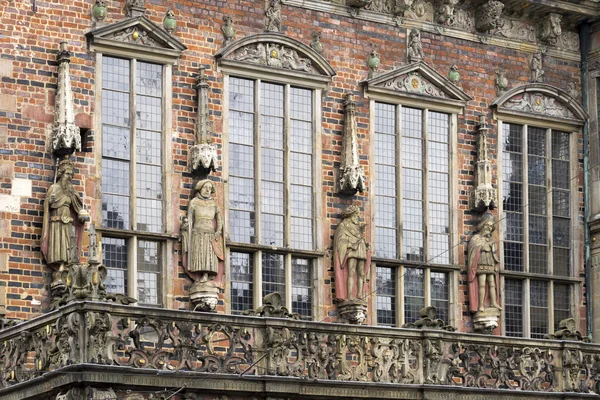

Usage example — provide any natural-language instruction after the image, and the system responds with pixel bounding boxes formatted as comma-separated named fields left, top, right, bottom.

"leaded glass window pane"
left=530, top=280, right=549, bottom=339
left=502, top=123, right=524, bottom=272
left=554, top=283, right=571, bottom=331
left=262, top=253, right=285, bottom=301
left=231, top=252, right=254, bottom=314
left=137, top=240, right=161, bottom=306
left=404, top=268, right=424, bottom=324
left=292, top=257, right=312, bottom=319
left=103, top=237, right=128, bottom=294
left=431, top=271, right=448, bottom=324
left=376, top=266, right=396, bottom=326
left=505, top=279, right=523, bottom=337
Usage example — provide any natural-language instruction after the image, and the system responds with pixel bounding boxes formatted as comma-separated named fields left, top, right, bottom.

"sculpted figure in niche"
left=334, top=205, right=370, bottom=301
left=408, top=29, right=424, bottom=63
left=187, top=179, right=224, bottom=283
left=467, top=212, right=501, bottom=312
left=265, top=0, right=282, bottom=33
left=41, top=158, right=89, bottom=271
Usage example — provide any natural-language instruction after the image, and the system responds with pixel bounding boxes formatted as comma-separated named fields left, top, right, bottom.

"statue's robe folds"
left=333, top=220, right=371, bottom=301
left=41, top=183, right=84, bottom=267
left=467, top=235, right=500, bottom=313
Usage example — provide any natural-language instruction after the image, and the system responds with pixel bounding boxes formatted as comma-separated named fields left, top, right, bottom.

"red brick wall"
left=0, top=0, right=585, bottom=333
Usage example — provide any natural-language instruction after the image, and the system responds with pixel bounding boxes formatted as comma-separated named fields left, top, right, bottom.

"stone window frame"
left=492, top=84, right=587, bottom=338
left=216, top=34, right=335, bottom=319
left=363, top=64, right=470, bottom=328
left=88, top=17, right=186, bottom=308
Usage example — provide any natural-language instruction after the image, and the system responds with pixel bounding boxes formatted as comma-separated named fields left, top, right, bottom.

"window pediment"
left=86, top=16, right=186, bottom=63
left=362, top=62, right=472, bottom=111
left=491, top=83, right=587, bottom=125
left=215, top=33, right=335, bottom=88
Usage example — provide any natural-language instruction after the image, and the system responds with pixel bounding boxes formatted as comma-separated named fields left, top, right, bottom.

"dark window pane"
left=231, top=252, right=254, bottom=314
left=376, top=266, right=396, bottom=326
left=530, top=280, right=548, bottom=338
left=505, top=279, right=523, bottom=337
left=262, top=253, right=285, bottom=300
left=102, top=237, right=128, bottom=294
left=554, top=284, right=571, bottom=331
left=404, top=268, right=424, bottom=324
left=292, top=257, right=312, bottom=319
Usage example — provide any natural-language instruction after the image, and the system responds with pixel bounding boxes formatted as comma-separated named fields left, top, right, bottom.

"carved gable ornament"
left=86, top=15, right=186, bottom=63
left=362, top=62, right=471, bottom=112
left=215, top=33, right=336, bottom=88
left=491, top=83, right=587, bottom=125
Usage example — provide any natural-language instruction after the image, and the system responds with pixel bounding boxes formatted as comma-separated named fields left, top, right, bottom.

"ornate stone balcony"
left=1, top=301, right=600, bottom=399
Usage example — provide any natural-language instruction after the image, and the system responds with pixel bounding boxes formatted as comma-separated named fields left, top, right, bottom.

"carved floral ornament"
left=361, top=61, right=471, bottom=108
left=215, top=33, right=336, bottom=84
left=491, top=83, right=587, bottom=123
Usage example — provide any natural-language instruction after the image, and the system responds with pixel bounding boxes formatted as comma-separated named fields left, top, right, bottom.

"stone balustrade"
left=1, top=301, right=599, bottom=397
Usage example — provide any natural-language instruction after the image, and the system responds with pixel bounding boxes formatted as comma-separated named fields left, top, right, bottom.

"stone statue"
left=265, top=0, right=282, bottom=33
left=41, top=158, right=89, bottom=271
left=186, top=179, right=224, bottom=284
left=468, top=212, right=501, bottom=332
left=408, top=29, right=424, bottom=63
left=334, top=205, right=370, bottom=301
left=221, top=16, right=236, bottom=46
left=531, top=51, right=544, bottom=83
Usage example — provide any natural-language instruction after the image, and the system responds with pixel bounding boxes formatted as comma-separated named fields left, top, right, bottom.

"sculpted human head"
left=195, top=180, right=215, bottom=199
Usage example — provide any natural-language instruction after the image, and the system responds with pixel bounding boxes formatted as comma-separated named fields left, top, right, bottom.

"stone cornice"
left=282, top=0, right=584, bottom=62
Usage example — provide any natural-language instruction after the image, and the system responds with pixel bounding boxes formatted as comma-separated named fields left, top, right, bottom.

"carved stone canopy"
left=86, top=15, right=187, bottom=64
left=491, top=83, right=587, bottom=124
left=215, top=33, right=336, bottom=88
left=361, top=61, right=472, bottom=111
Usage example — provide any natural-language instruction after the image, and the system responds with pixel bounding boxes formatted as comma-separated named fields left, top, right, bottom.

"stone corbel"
left=538, top=13, right=562, bottom=46
left=470, top=115, right=497, bottom=212
left=52, top=42, right=80, bottom=157
left=347, top=0, right=369, bottom=16
left=188, top=68, right=219, bottom=175
left=339, top=93, right=366, bottom=196
left=474, top=0, right=504, bottom=33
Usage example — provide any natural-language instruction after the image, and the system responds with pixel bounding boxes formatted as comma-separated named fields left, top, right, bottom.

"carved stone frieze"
left=366, top=0, right=393, bottom=13
left=424, top=339, right=443, bottom=383
left=113, top=317, right=255, bottom=373
left=370, top=337, right=419, bottom=383
left=379, top=72, right=446, bottom=98
left=444, top=343, right=555, bottom=390
left=107, top=26, right=159, bottom=47
left=404, top=0, right=434, bottom=21
left=339, top=93, right=366, bottom=195
left=231, top=43, right=316, bottom=74
left=436, top=0, right=473, bottom=31
left=503, top=92, right=575, bottom=119
left=538, top=13, right=562, bottom=46
left=57, top=387, right=116, bottom=400
left=52, top=42, right=80, bottom=156
left=558, top=31, right=580, bottom=52
left=490, top=18, right=536, bottom=43
left=474, top=0, right=504, bottom=33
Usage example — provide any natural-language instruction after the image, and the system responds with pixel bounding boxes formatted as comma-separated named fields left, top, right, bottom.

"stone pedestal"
left=337, top=299, right=367, bottom=324
left=473, top=307, right=500, bottom=334
left=190, top=281, right=219, bottom=312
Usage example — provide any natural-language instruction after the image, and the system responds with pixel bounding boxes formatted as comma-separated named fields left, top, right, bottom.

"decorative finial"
left=188, top=68, right=219, bottom=175
left=448, top=64, right=460, bottom=85
left=495, top=67, right=508, bottom=94
left=310, top=31, right=324, bottom=54
left=125, top=0, right=145, bottom=17
left=339, top=93, right=366, bottom=196
left=367, top=47, right=380, bottom=79
left=52, top=42, right=80, bottom=157
left=163, top=10, right=176, bottom=34
left=91, top=0, right=107, bottom=23
left=221, top=16, right=236, bottom=46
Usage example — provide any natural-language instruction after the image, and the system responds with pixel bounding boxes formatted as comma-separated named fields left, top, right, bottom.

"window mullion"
left=422, top=109, right=429, bottom=261
left=547, top=128, right=554, bottom=276
left=549, top=280, right=555, bottom=336
left=254, top=250, right=263, bottom=308
left=396, top=105, right=403, bottom=258
left=398, top=265, right=405, bottom=325
left=128, top=236, right=138, bottom=302
left=285, top=253, right=292, bottom=308
left=424, top=267, right=431, bottom=306
left=254, top=80, right=262, bottom=245
left=523, top=124, right=530, bottom=274
left=523, top=278, right=531, bottom=338
left=130, top=58, right=137, bottom=232
left=284, top=84, right=291, bottom=248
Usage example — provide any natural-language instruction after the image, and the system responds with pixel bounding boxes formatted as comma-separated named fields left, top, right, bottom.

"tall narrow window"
left=228, top=77, right=315, bottom=319
left=501, top=123, right=573, bottom=337
left=373, top=102, right=452, bottom=326
left=100, top=56, right=164, bottom=306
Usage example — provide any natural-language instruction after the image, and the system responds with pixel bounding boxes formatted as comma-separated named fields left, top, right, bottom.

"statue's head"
left=476, top=212, right=496, bottom=235
left=57, top=159, right=75, bottom=181
left=341, top=204, right=360, bottom=222
left=195, top=179, right=215, bottom=198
